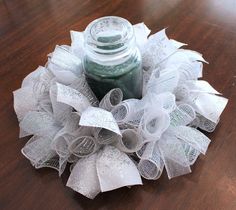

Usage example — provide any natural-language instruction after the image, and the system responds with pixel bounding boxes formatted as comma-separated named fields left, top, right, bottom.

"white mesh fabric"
left=115, top=129, right=143, bottom=153
left=99, top=88, right=123, bottom=111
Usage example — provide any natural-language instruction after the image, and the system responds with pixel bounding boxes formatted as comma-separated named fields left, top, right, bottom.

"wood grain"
left=0, top=0, right=236, bottom=209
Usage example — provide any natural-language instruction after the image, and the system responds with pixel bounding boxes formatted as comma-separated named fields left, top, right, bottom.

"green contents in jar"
left=84, top=53, right=142, bottom=100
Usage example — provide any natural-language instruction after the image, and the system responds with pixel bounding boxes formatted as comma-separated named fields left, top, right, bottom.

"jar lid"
left=84, top=16, right=135, bottom=54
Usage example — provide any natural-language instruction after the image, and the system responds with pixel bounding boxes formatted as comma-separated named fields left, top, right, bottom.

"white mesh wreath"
left=13, top=23, right=228, bottom=199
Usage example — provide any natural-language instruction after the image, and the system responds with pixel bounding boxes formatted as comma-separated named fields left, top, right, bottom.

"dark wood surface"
left=1, top=0, right=236, bottom=209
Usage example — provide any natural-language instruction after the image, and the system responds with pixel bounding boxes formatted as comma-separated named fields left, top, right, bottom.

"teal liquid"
left=84, top=55, right=142, bottom=100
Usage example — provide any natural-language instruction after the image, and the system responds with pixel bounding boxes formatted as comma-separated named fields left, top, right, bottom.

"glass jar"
left=83, top=16, right=143, bottom=101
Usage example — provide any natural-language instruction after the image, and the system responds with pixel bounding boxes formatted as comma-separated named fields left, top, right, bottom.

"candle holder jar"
left=83, top=16, right=143, bottom=100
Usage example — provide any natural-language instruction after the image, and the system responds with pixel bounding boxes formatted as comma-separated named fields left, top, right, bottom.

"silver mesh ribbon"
left=56, top=83, right=91, bottom=114
left=96, top=146, right=142, bottom=192
left=142, top=92, right=176, bottom=113
left=178, top=61, right=203, bottom=82
left=188, top=92, right=228, bottom=124
left=13, top=87, right=39, bottom=122
left=63, top=112, right=81, bottom=133
left=174, top=84, right=190, bottom=101
left=51, top=130, right=74, bottom=158
left=79, top=107, right=121, bottom=135
left=182, top=143, right=200, bottom=165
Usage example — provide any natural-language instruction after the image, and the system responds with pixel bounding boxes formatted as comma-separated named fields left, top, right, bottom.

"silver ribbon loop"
left=79, top=107, right=121, bottom=136
left=56, top=83, right=91, bottom=114
left=66, top=153, right=101, bottom=199
left=188, top=92, right=228, bottom=124
left=96, top=146, right=142, bottom=192
left=13, top=87, right=39, bottom=122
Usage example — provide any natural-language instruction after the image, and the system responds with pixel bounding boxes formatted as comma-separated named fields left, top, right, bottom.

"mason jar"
left=83, top=16, right=143, bottom=100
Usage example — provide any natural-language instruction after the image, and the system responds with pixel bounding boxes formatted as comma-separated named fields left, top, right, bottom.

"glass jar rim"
left=84, top=16, right=135, bottom=54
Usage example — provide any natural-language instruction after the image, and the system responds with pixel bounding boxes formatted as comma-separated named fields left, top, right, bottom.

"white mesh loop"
left=99, top=88, right=123, bottom=111
left=51, top=132, right=75, bottom=158
left=111, top=99, right=145, bottom=126
left=34, top=155, right=60, bottom=171
left=137, top=142, right=164, bottom=180
left=94, top=128, right=121, bottom=145
left=198, top=115, right=219, bottom=132
left=138, top=107, right=170, bottom=141
left=21, top=136, right=56, bottom=167
left=182, top=143, right=200, bottom=165
left=115, top=129, right=143, bottom=153
left=158, top=132, right=192, bottom=179
left=19, top=111, right=61, bottom=139
left=69, top=136, right=98, bottom=157
left=172, top=126, right=211, bottom=155
left=170, top=104, right=196, bottom=127
left=174, top=84, right=190, bottom=101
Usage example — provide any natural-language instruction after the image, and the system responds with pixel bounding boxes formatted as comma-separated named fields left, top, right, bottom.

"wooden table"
left=0, top=0, right=236, bottom=209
